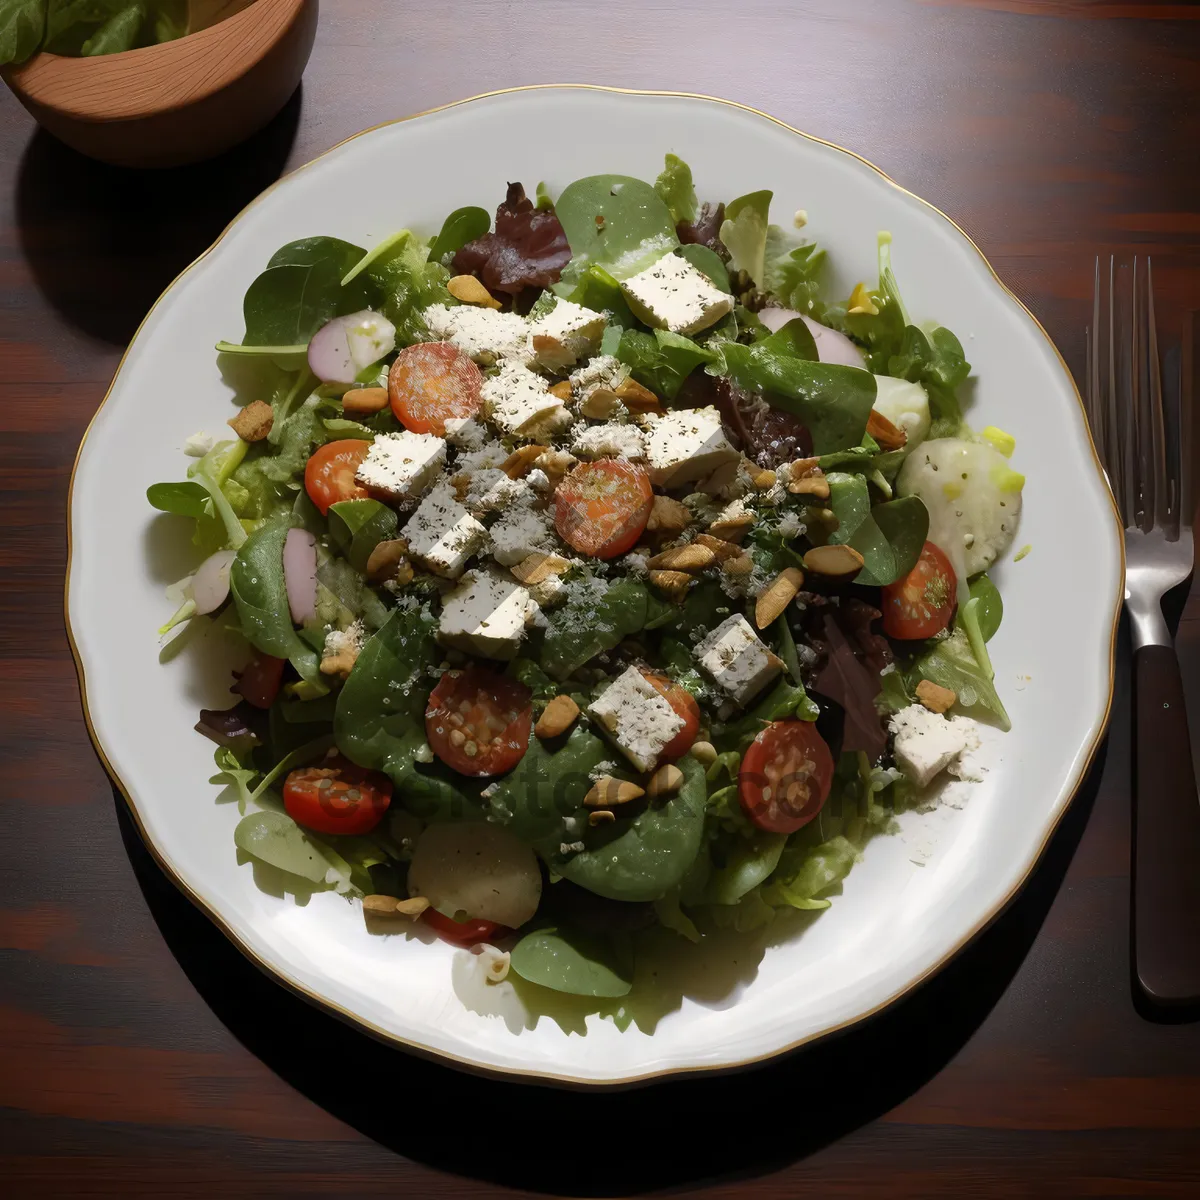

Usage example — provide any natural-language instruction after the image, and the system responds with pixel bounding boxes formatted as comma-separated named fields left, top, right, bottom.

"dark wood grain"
left=2, top=1, right=1199, bottom=1195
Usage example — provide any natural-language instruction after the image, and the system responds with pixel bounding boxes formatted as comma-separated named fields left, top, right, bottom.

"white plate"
left=67, top=87, right=1123, bottom=1086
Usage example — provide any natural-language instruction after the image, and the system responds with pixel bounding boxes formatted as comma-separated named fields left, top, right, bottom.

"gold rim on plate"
left=63, top=84, right=1125, bottom=1088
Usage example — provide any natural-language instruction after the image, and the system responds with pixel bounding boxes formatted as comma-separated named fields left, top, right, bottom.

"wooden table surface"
left=3, top=1, right=1199, bottom=1195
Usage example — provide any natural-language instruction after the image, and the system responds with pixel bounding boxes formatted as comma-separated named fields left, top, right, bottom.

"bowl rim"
left=64, top=84, right=1125, bottom=1088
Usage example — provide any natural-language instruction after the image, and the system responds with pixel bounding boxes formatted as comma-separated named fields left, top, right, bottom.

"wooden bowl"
left=1, top=0, right=318, bottom=169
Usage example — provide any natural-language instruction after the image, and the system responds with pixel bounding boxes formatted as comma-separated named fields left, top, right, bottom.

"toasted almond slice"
left=750, top=466, right=777, bottom=490
left=788, top=466, right=831, bottom=499
left=916, top=680, right=957, bottom=714
left=614, top=377, right=663, bottom=412
left=649, top=569, right=693, bottom=603
left=707, top=512, right=753, bottom=543
left=721, top=553, right=754, bottom=578
left=365, top=538, right=410, bottom=582
left=867, top=408, right=907, bottom=451
left=502, top=444, right=548, bottom=479
left=535, top=694, right=580, bottom=739
left=645, top=494, right=691, bottom=538
left=647, top=543, right=716, bottom=572
left=532, top=333, right=575, bottom=371
left=579, top=386, right=622, bottom=419
left=342, top=387, right=390, bottom=416
left=584, top=778, right=646, bottom=808
left=447, top=274, right=502, bottom=309
left=803, top=543, right=865, bottom=578
left=363, top=894, right=399, bottom=914
left=754, top=567, right=806, bottom=629
left=588, top=809, right=616, bottom=826
left=228, top=399, right=274, bottom=442
left=693, top=532, right=741, bottom=562
left=511, top=551, right=571, bottom=585
left=548, top=380, right=573, bottom=401
left=646, top=763, right=684, bottom=798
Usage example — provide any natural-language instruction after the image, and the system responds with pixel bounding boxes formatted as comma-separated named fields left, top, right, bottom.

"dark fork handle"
left=1134, top=644, right=1200, bottom=1007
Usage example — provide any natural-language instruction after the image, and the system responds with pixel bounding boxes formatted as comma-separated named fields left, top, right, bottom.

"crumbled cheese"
left=465, top=469, right=533, bottom=515
left=355, top=431, right=446, bottom=501
left=528, top=299, right=607, bottom=369
left=644, top=406, right=739, bottom=491
left=489, top=504, right=556, bottom=566
left=777, top=510, right=806, bottom=539
left=402, top=479, right=488, bottom=578
left=444, top=416, right=489, bottom=451
left=438, top=569, right=539, bottom=659
left=888, top=705, right=977, bottom=788
left=587, top=665, right=685, bottom=773
left=588, top=760, right=618, bottom=781
left=184, top=431, right=214, bottom=457
left=568, top=354, right=629, bottom=404
left=571, top=422, right=646, bottom=461
left=457, top=441, right=510, bottom=474
left=423, top=303, right=531, bottom=365
left=622, top=551, right=649, bottom=577
left=696, top=614, right=783, bottom=706
left=481, top=361, right=566, bottom=436
left=323, top=620, right=365, bottom=658
left=621, top=252, right=733, bottom=336
left=526, top=573, right=567, bottom=609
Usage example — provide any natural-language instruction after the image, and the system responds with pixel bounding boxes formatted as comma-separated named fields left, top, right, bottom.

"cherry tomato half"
left=389, top=342, right=483, bottom=436
left=642, top=672, right=700, bottom=761
left=423, top=909, right=504, bottom=946
left=739, top=720, right=834, bottom=835
left=554, top=459, right=653, bottom=560
left=881, top=540, right=957, bottom=640
left=234, top=652, right=286, bottom=710
left=425, top=666, right=533, bottom=777
left=282, top=755, right=392, bottom=836
left=304, top=439, right=370, bottom=515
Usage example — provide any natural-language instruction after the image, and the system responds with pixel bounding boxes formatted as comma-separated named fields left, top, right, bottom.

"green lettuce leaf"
left=653, top=153, right=699, bottom=225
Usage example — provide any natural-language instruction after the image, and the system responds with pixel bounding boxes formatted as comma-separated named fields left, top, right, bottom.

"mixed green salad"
left=150, top=154, right=1024, bottom=1009
left=0, top=0, right=190, bottom=64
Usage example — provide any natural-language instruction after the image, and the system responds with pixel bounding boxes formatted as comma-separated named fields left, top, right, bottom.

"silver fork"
left=1086, top=257, right=1200, bottom=1008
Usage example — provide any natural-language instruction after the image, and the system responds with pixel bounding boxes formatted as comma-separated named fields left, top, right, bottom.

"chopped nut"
left=690, top=740, right=717, bottom=765
left=588, top=809, right=616, bottom=826
left=803, top=543, right=865, bottom=578
left=693, top=532, right=742, bottom=562
left=363, top=894, right=430, bottom=920
left=535, top=694, right=580, bottom=739
left=342, top=387, right=390, bottom=416
left=647, top=543, right=716, bottom=572
left=707, top=510, right=754, bottom=543
left=649, top=569, right=693, bottom=603
left=320, top=647, right=359, bottom=679
left=548, top=380, right=573, bottom=402
left=787, top=458, right=830, bottom=499
left=750, top=465, right=777, bottom=490
left=228, top=399, right=274, bottom=442
left=365, top=538, right=410, bottom=583
left=754, top=567, right=806, bottom=629
left=645, top=494, right=691, bottom=538
left=393, top=559, right=415, bottom=586
left=533, top=448, right=577, bottom=486
left=867, top=408, right=908, bottom=452
left=646, top=763, right=684, bottom=798
left=916, top=680, right=957, bottom=714
left=579, top=386, right=622, bottom=419
left=502, top=444, right=548, bottom=479
left=721, top=553, right=755, bottom=578
left=614, top=377, right=664, bottom=412
left=511, top=551, right=571, bottom=585
left=450, top=472, right=471, bottom=502
left=447, top=274, right=502, bottom=309
left=584, top=777, right=646, bottom=808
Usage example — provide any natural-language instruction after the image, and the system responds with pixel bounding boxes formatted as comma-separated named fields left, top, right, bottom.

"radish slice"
left=308, top=310, right=396, bottom=384
left=283, top=529, right=317, bottom=625
left=192, top=549, right=237, bottom=616
left=757, top=308, right=866, bottom=368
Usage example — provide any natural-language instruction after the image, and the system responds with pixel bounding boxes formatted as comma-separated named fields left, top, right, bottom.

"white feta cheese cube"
left=696, top=614, right=783, bottom=706
left=481, top=362, right=566, bottom=437
left=438, top=570, right=538, bottom=660
left=528, top=300, right=607, bottom=370
left=402, top=480, right=488, bottom=578
left=644, top=406, right=739, bottom=491
left=423, top=304, right=531, bottom=365
left=464, top=469, right=533, bottom=515
left=457, top=441, right=510, bottom=473
left=621, top=253, right=733, bottom=336
left=888, top=704, right=975, bottom=788
left=489, top=504, right=556, bottom=566
left=355, top=431, right=446, bottom=502
left=571, top=422, right=646, bottom=461
left=587, top=666, right=685, bottom=773
left=443, top=416, right=489, bottom=451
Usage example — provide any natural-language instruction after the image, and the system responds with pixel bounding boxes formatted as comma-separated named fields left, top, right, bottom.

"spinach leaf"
left=759, top=316, right=819, bottom=362
left=968, top=573, right=1003, bottom=642
left=81, top=4, right=143, bottom=55
left=328, top=498, right=397, bottom=573
left=826, top=474, right=929, bottom=586
left=234, top=810, right=332, bottom=885
left=677, top=243, right=731, bottom=293
left=506, top=657, right=557, bottom=706
left=567, top=264, right=636, bottom=328
left=616, top=328, right=717, bottom=401
left=826, top=472, right=873, bottom=544
left=718, top=342, right=877, bottom=454
left=0, top=0, right=44, bottom=65
left=429, top=206, right=490, bottom=261
left=509, top=925, right=633, bottom=998
left=147, top=480, right=209, bottom=519
left=653, top=153, right=698, bottom=225
left=719, top=190, right=772, bottom=287
left=715, top=677, right=819, bottom=750
left=706, top=832, right=786, bottom=906
left=540, top=576, right=649, bottom=680
left=242, top=238, right=373, bottom=347
left=229, top=518, right=320, bottom=681
left=554, top=174, right=678, bottom=280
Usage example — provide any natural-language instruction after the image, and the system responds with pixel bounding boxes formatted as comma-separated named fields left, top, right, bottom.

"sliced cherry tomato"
left=304, top=439, right=370, bottom=515
left=234, top=652, right=286, bottom=709
left=389, top=342, right=483, bottom=435
left=642, top=672, right=700, bottom=761
left=423, top=910, right=504, bottom=946
left=425, top=666, right=532, bottom=777
left=739, top=720, right=834, bottom=834
left=554, top=459, right=653, bottom=559
left=881, top=540, right=957, bottom=640
left=282, top=754, right=392, bottom=836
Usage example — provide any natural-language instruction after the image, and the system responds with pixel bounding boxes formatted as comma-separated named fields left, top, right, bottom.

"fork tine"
left=1144, top=259, right=1170, bottom=532
left=1104, top=257, right=1125, bottom=523
left=1184, top=309, right=1197, bottom=532
left=1116, top=259, right=1139, bottom=527
left=1086, top=257, right=1107, bottom=465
